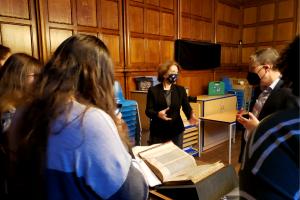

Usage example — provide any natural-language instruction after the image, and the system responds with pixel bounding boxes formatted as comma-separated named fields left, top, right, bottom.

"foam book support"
left=133, top=142, right=238, bottom=199
left=155, top=165, right=238, bottom=200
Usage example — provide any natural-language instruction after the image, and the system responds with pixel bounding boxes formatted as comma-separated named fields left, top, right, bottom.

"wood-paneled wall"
left=0, top=0, right=298, bottom=98
left=38, top=0, right=125, bottom=84
left=241, top=0, right=298, bottom=70
left=0, top=0, right=39, bottom=58
left=124, top=0, right=177, bottom=94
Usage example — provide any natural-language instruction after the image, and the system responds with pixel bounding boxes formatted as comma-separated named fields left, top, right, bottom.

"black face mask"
left=167, top=74, right=178, bottom=84
left=247, top=72, right=260, bottom=85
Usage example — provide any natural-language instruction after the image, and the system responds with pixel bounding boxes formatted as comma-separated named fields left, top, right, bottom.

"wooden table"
left=198, top=111, right=237, bottom=164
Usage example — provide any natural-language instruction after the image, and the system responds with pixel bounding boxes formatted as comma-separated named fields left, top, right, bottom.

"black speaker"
left=175, top=39, right=221, bottom=70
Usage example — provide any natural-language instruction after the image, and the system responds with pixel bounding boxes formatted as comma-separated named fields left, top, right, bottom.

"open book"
left=132, top=142, right=224, bottom=186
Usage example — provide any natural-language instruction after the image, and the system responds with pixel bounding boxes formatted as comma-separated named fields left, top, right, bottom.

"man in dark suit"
left=239, top=35, right=300, bottom=200
left=237, top=48, right=298, bottom=161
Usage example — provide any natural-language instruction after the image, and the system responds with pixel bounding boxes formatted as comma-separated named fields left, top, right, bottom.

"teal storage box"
left=208, top=81, right=225, bottom=95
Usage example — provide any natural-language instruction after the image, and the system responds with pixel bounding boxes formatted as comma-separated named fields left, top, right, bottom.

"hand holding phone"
left=242, top=113, right=249, bottom=119
left=115, top=103, right=122, bottom=115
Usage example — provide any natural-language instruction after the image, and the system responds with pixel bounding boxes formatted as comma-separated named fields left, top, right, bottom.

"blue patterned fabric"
left=240, top=108, right=300, bottom=200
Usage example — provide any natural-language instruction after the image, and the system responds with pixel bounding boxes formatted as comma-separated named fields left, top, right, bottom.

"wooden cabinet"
left=181, top=102, right=199, bottom=149
left=183, top=128, right=198, bottom=147
left=130, top=91, right=149, bottom=131
left=196, top=94, right=237, bottom=117
left=196, top=94, right=237, bottom=150
left=181, top=95, right=237, bottom=152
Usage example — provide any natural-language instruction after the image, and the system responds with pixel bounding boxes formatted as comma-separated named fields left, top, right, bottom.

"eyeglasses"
left=251, top=64, right=268, bottom=73
left=26, top=73, right=39, bottom=77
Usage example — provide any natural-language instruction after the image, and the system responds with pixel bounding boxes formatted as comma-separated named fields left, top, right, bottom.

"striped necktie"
left=252, top=87, right=272, bottom=117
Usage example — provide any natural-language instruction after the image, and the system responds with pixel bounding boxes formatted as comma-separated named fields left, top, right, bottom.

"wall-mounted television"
left=175, top=39, right=221, bottom=70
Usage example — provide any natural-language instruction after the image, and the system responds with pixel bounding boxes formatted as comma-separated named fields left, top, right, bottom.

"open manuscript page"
left=138, top=142, right=196, bottom=182
left=138, top=142, right=224, bottom=184
left=132, top=144, right=162, bottom=187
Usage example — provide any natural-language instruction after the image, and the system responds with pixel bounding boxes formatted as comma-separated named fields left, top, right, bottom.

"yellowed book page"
left=132, top=144, right=161, bottom=157
left=152, top=162, right=225, bottom=183
left=132, top=145, right=162, bottom=187
left=139, top=142, right=196, bottom=182
left=187, top=162, right=225, bottom=183
left=164, top=165, right=196, bottom=182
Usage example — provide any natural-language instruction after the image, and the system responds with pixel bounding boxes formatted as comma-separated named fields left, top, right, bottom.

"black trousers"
left=148, top=132, right=183, bottom=149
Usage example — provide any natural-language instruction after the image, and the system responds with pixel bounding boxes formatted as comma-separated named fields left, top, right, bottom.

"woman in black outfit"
left=145, top=61, right=197, bottom=148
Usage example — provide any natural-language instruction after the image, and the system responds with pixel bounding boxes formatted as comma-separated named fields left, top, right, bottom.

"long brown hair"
left=0, top=44, right=10, bottom=66
left=12, top=35, right=128, bottom=197
left=0, top=53, right=41, bottom=112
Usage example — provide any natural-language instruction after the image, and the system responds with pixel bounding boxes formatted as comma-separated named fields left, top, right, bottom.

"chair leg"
left=135, top=103, right=142, bottom=146
left=232, top=124, right=236, bottom=143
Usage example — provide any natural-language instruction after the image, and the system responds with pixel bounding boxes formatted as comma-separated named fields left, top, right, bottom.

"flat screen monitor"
left=175, top=39, right=221, bottom=70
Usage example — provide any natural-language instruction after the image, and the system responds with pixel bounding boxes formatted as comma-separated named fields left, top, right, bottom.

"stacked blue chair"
left=114, top=81, right=141, bottom=145
left=222, top=77, right=232, bottom=93
left=229, top=89, right=244, bottom=110
left=223, top=77, right=246, bottom=110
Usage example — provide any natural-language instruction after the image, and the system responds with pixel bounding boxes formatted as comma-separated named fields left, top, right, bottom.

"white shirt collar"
left=269, top=78, right=280, bottom=90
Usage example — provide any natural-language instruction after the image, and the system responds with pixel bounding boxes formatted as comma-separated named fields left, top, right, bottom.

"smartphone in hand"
left=115, top=103, right=122, bottom=115
left=242, top=113, right=249, bottom=119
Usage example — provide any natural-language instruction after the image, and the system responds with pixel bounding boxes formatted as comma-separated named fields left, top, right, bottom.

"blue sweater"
left=47, top=101, right=148, bottom=199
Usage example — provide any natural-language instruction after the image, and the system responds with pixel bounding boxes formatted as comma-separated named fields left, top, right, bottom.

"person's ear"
left=264, top=64, right=273, bottom=69
left=264, top=64, right=272, bottom=71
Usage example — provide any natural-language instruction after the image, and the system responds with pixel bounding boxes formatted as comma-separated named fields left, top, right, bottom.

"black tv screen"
left=175, top=39, right=221, bottom=70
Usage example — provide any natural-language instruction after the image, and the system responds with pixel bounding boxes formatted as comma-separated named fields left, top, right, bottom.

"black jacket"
left=145, top=84, right=192, bottom=138
left=253, top=80, right=298, bottom=120
left=239, top=80, right=298, bottom=162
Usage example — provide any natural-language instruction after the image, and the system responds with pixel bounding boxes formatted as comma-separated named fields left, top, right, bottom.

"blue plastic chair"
left=114, top=81, right=141, bottom=145
left=222, top=76, right=232, bottom=93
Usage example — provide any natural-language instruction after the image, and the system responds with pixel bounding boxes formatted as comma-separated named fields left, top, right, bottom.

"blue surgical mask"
left=167, top=74, right=178, bottom=84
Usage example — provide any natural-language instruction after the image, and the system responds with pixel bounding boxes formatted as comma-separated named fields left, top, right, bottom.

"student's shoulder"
left=72, top=101, right=115, bottom=128
left=255, top=108, right=299, bottom=139
left=277, top=86, right=293, bottom=95
left=276, top=87, right=298, bottom=104
left=85, top=106, right=113, bottom=125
